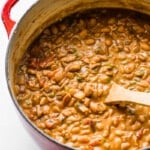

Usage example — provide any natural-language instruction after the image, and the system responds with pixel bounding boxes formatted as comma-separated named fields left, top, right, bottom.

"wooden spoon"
left=105, top=82, right=150, bottom=106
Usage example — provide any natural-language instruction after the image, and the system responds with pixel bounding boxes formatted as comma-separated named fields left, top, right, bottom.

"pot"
left=4, top=0, right=150, bottom=150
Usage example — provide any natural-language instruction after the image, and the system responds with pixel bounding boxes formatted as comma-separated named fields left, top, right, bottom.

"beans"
left=75, top=102, right=89, bottom=114
left=140, top=42, right=150, bottom=51
left=89, top=18, right=97, bottom=27
left=91, top=55, right=102, bottom=63
left=101, top=27, right=111, bottom=33
left=36, top=105, right=43, bottom=117
left=137, top=80, right=149, bottom=88
left=15, top=9, right=150, bottom=150
left=133, top=25, right=144, bottom=33
left=103, top=128, right=110, bottom=137
left=84, top=84, right=93, bottom=97
left=51, top=26, right=58, bottom=34
left=103, top=143, right=110, bottom=149
left=85, top=39, right=95, bottom=45
left=74, top=90, right=85, bottom=100
left=95, top=122, right=104, bottom=131
left=42, top=105, right=50, bottom=115
left=117, top=25, right=124, bottom=33
left=146, top=134, right=150, bottom=142
left=59, top=24, right=67, bottom=31
left=77, top=136, right=90, bottom=143
left=71, top=127, right=80, bottom=134
left=138, top=53, right=148, bottom=61
left=93, top=86, right=103, bottom=98
left=123, top=63, right=135, bottom=74
left=40, top=96, right=48, bottom=105
left=62, top=93, right=71, bottom=106
left=61, top=55, right=76, bottom=63
left=99, top=74, right=111, bottom=84
left=115, top=130, right=124, bottom=136
left=80, top=129, right=91, bottom=135
left=112, top=137, right=122, bottom=149
left=105, top=37, right=112, bottom=46
left=37, top=121, right=46, bottom=129
left=121, top=142, right=130, bottom=150
left=45, top=119, right=56, bottom=129
left=66, top=61, right=81, bottom=72
left=79, top=29, right=88, bottom=39
left=89, top=136, right=103, bottom=146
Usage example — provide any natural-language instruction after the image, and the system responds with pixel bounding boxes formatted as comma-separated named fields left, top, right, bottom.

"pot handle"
left=1, top=0, right=19, bottom=37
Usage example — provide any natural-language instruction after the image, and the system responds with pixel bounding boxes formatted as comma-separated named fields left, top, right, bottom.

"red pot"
left=3, top=0, right=150, bottom=150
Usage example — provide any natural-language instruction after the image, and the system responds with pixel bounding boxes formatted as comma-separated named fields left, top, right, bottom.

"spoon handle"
left=105, top=82, right=150, bottom=106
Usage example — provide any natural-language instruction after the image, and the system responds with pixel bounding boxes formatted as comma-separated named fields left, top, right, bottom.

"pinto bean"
left=101, top=27, right=111, bottom=33
left=42, top=105, right=50, bottom=115
left=59, top=24, right=67, bottom=31
left=62, top=93, right=72, bottom=106
left=77, top=136, right=90, bottom=143
left=61, top=55, right=76, bottom=63
left=105, top=37, right=112, bottom=46
left=123, top=63, right=135, bottom=74
left=45, top=119, right=56, bottom=129
left=84, top=84, right=93, bottom=97
left=132, top=121, right=142, bottom=131
left=51, top=26, right=58, bottom=34
left=66, top=61, right=82, bottom=72
left=89, top=18, right=97, bottom=27
left=108, top=17, right=116, bottom=25
left=121, top=142, right=130, bottom=150
left=140, top=42, right=150, bottom=51
left=85, top=39, right=95, bottom=45
left=74, top=91, right=85, bottom=100
left=79, top=29, right=88, bottom=39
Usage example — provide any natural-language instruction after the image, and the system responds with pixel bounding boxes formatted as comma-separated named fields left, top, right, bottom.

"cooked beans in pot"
left=14, top=9, right=150, bottom=150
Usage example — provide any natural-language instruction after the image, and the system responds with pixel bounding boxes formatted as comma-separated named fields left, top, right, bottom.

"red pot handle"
left=1, top=0, right=19, bottom=37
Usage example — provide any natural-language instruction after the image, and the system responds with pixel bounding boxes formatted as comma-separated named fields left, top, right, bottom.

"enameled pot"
left=3, top=0, right=150, bottom=149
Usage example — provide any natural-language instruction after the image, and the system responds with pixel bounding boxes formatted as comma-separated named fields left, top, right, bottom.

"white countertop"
left=0, top=1, right=40, bottom=150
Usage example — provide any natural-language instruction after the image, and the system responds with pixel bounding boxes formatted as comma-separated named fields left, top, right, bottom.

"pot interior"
left=6, top=0, right=150, bottom=149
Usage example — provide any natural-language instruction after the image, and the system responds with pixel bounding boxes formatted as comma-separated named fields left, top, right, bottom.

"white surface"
left=0, top=1, right=40, bottom=150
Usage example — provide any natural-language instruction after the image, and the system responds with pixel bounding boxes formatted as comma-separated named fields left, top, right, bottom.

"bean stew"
left=14, top=9, right=150, bottom=150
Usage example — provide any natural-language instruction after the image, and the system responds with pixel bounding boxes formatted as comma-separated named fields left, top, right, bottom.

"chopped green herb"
left=128, top=26, right=136, bottom=34
left=118, top=47, right=123, bottom=52
left=121, top=60, right=129, bottom=65
left=106, top=77, right=112, bottom=83
left=104, top=63, right=114, bottom=68
left=76, top=76, right=83, bottom=82
left=130, top=80, right=136, bottom=85
left=94, top=47, right=102, bottom=54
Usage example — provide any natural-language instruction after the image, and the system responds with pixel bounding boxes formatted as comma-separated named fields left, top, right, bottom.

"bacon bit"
left=39, top=57, right=54, bottom=69
left=39, top=77, right=46, bottom=88
left=30, top=45, right=42, bottom=57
